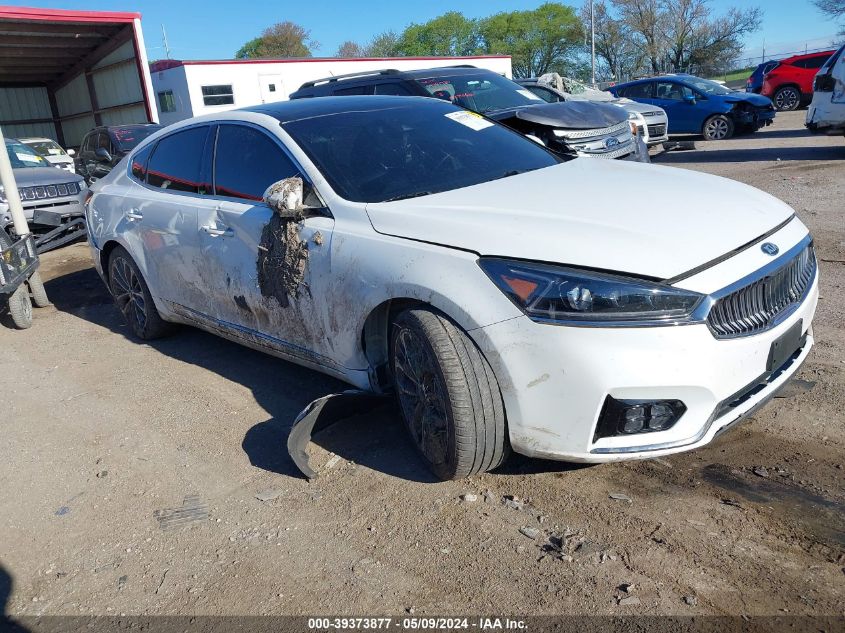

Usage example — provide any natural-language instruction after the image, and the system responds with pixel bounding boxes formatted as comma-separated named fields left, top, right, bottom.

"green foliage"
left=480, top=3, right=584, bottom=77
left=235, top=21, right=317, bottom=59
left=397, top=12, right=481, bottom=57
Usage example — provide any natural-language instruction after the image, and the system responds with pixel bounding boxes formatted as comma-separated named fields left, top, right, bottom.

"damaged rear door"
left=194, top=122, right=337, bottom=369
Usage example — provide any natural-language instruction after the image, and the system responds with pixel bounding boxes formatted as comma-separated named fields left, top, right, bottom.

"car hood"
left=11, top=167, right=83, bottom=186
left=722, top=92, right=773, bottom=107
left=42, top=155, right=73, bottom=164
left=488, top=101, right=627, bottom=129
left=365, top=159, right=795, bottom=280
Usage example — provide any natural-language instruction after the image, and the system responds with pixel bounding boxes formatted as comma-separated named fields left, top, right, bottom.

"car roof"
left=245, top=94, right=452, bottom=123
left=780, top=50, right=836, bottom=64
left=294, top=65, right=496, bottom=91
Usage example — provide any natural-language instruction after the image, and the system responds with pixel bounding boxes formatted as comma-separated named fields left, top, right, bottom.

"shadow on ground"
left=0, top=565, right=29, bottom=633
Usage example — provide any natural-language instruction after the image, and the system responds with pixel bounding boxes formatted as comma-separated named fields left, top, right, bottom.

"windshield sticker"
left=16, top=153, right=41, bottom=163
left=517, top=89, right=543, bottom=101
left=444, top=110, right=494, bottom=131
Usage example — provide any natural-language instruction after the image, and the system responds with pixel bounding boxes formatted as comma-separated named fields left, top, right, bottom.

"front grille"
left=557, top=120, right=629, bottom=141
left=707, top=245, right=816, bottom=338
left=18, top=181, right=79, bottom=202
left=647, top=124, right=666, bottom=137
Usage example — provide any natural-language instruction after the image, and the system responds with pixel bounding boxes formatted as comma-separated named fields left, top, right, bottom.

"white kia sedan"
left=85, top=96, right=818, bottom=480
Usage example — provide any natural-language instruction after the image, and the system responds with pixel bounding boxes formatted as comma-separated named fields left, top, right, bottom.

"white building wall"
left=153, top=56, right=513, bottom=123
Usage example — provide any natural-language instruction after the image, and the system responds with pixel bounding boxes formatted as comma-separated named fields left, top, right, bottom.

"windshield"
left=683, top=76, right=733, bottom=95
left=418, top=72, right=545, bottom=113
left=113, top=126, right=162, bottom=151
left=5, top=140, right=47, bottom=169
left=282, top=99, right=561, bottom=203
left=22, top=139, right=67, bottom=157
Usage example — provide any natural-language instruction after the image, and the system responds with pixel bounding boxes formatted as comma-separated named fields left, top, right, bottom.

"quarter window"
left=146, top=126, right=211, bottom=194
left=214, top=125, right=299, bottom=201
left=130, top=143, right=154, bottom=182
left=158, top=90, right=176, bottom=113
left=202, top=84, right=234, bottom=106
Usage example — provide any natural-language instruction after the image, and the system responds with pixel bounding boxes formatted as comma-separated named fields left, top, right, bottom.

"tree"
left=611, top=0, right=664, bottom=73
left=336, top=40, right=364, bottom=57
left=396, top=12, right=480, bottom=56
left=813, top=0, right=845, bottom=34
left=479, top=3, right=583, bottom=77
left=364, top=31, right=401, bottom=57
left=235, top=21, right=318, bottom=59
left=582, top=0, right=646, bottom=80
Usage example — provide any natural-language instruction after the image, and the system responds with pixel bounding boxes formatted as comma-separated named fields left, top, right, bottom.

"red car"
left=760, top=50, right=835, bottom=111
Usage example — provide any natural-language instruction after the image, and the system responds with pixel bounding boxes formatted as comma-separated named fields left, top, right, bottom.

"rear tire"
left=390, top=308, right=509, bottom=480
left=27, top=272, right=50, bottom=308
left=702, top=114, right=734, bottom=141
left=773, top=86, right=800, bottom=111
left=8, top=285, right=33, bottom=329
left=108, top=246, right=173, bottom=340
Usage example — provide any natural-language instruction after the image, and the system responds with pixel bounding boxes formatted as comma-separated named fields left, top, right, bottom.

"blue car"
left=607, top=75, right=776, bottom=140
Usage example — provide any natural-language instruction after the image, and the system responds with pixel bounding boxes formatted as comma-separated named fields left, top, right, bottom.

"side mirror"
left=66, top=148, right=76, bottom=157
left=683, top=94, right=697, bottom=105
left=263, top=176, right=304, bottom=218
left=94, top=147, right=112, bottom=162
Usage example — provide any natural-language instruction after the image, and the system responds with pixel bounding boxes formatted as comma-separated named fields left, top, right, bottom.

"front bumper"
left=733, top=107, right=776, bottom=128
left=470, top=224, right=818, bottom=463
left=643, top=115, right=669, bottom=145
left=1, top=193, right=86, bottom=229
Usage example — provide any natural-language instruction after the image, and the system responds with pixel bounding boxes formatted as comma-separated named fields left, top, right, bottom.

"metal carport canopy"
left=0, top=6, right=156, bottom=147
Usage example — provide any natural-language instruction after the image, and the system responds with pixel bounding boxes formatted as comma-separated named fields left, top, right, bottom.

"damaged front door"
left=195, top=123, right=336, bottom=369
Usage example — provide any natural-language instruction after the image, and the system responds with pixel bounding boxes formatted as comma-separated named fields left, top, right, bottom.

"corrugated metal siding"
left=94, top=40, right=134, bottom=69
left=61, top=115, right=96, bottom=148
left=4, top=121, right=57, bottom=140
left=100, top=104, right=146, bottom=126
left=93, top=63, right=142, bottom=109
left=0, top=86, right=52, bottom=121
left=56, top=75, right=91, bottom=117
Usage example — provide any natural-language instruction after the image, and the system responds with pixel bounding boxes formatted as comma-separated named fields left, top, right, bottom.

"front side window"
left=526, top=85, right=562, bottom=103
left=158, top=90, right=176, bottom=113
left=417, top=72, right=542, bottom=113
left=282, top=99, right=560, bottom=203
left=202, top=85, right=234, bottom=106
left=213, top=125, right=299, bottom=201
left=804, top=55, right=830, bottom=69
left=146, top=126, right=210, bottom=194
left=374, top=83, right=414, bottom=96
left=656, top=82, right=693, bottom=100
left=97, top=133, right=112, bottom=152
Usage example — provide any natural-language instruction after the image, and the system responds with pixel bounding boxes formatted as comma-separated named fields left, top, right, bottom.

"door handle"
left=201, top=225, right=234, bottom=237
left=125, top=209, right=143, bottom=220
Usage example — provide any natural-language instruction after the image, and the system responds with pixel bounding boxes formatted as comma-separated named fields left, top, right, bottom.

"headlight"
left=479, top=258, right=704, bottom=325
left=77, top=180, right=88, bottom=191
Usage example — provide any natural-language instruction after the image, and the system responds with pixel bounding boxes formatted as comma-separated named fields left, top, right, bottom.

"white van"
left=806, top=44, right=845, bottom=137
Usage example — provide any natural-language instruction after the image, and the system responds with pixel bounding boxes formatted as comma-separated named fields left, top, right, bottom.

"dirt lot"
left=1, top=110, right=843, bottom=622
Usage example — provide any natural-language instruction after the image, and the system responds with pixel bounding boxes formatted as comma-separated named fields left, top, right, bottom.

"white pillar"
left=0, top=125, right=30, bottom=237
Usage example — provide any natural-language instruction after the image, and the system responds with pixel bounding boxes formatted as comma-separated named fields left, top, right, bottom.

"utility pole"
left=162, top=24, right=171, bottom=59
left=590, top=0, right=596, bottom=86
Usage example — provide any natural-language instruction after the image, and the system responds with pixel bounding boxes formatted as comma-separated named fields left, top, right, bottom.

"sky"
left=4, top=0, right=840, bottom=62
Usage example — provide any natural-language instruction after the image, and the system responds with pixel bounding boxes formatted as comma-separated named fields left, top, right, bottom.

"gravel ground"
left=1, top=110, right=843, bottom=621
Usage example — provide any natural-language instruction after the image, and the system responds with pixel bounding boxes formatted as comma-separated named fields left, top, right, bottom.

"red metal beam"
left=0, top=7, right=140, bottom=24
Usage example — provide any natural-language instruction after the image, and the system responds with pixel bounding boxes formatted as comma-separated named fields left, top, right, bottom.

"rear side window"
left=146, top=126, right=211, bottom=194
left=213, top=125, right=299, bottom=201
left=620, top=82, right=653, bottom=98
left=130, top=143, right=154, bottom=182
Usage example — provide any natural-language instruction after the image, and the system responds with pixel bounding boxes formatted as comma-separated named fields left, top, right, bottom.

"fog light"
left=594, top=397, right=687, bottom=441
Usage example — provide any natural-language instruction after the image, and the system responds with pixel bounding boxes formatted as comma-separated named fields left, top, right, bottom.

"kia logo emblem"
left=604, top=137, right=620, bottom=149
left=761, top=242, right=779, bottom=256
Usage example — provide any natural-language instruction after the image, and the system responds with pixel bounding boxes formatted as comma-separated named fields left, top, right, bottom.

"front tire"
left=390, top=308, right=509, bottom=480
left=703, top=114, right=734, bottom=141
left=773, top=86, right=800, bottom=111
left=7, top=285, right=33, bottom=329
left=108, top=246, right=173, bottom=340
left=27, top=272, right=50, bottom=308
